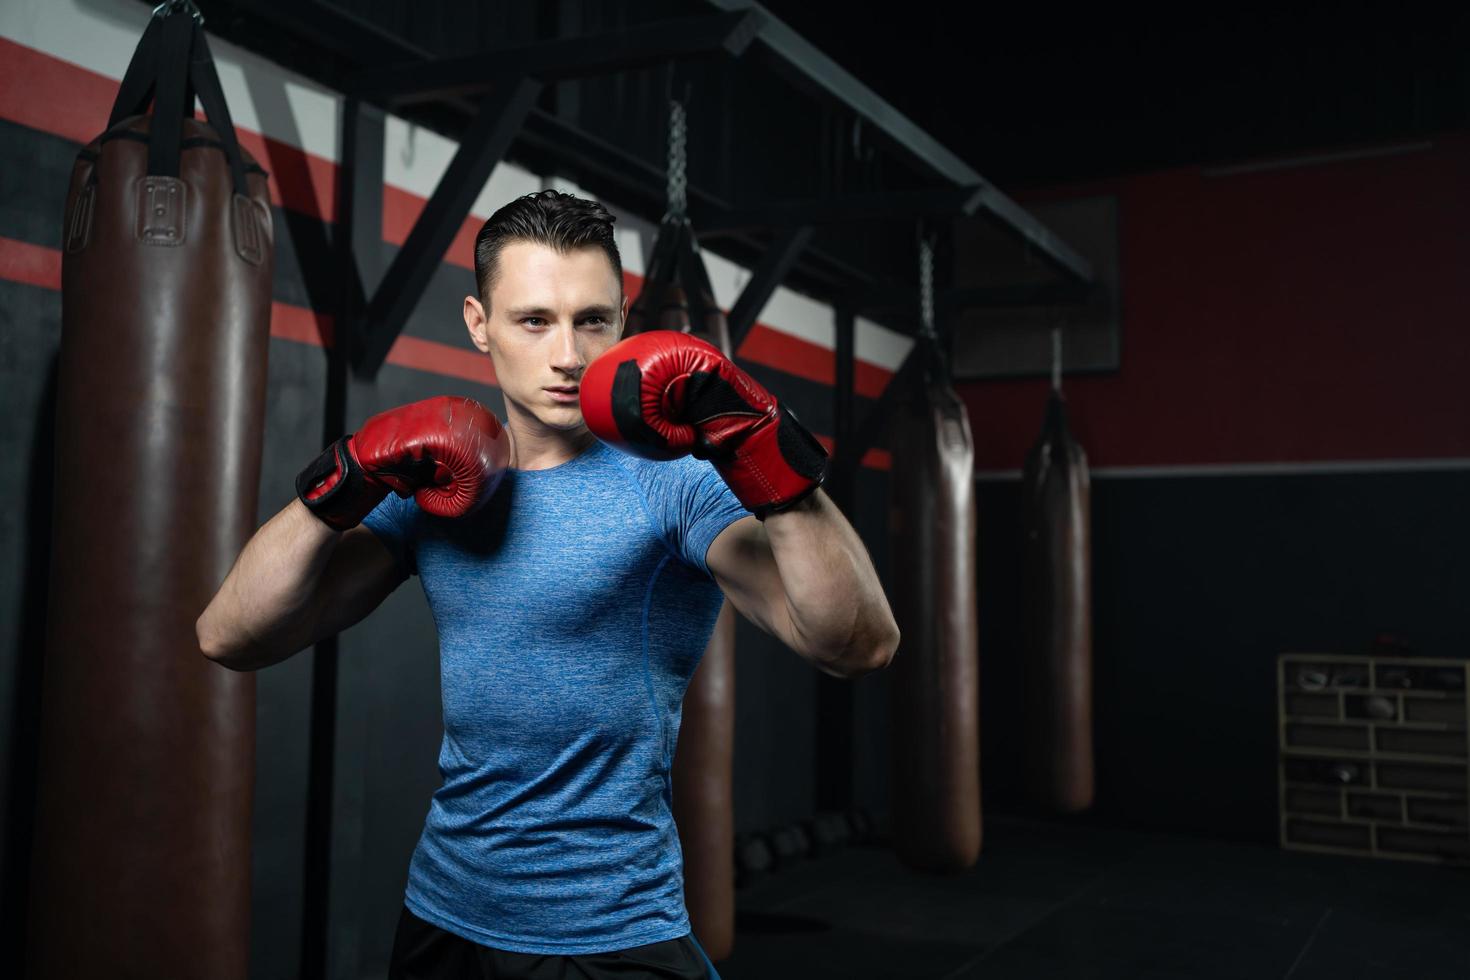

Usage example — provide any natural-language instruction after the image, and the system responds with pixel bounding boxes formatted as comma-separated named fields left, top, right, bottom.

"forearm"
left=196, top=498, right=340, bottom=671
left=761, top=490, right=899, bottom=676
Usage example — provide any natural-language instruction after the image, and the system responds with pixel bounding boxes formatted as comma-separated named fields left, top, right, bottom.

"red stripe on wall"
left=813, top=433, right=891, bottom=472
left=236, top=127, right=338, bottom=222
left=0, top=235, right=62, bottom=290
left=0, top=36, right=117, bottom=147
left=384, top=333, right=498, bottom=385
left=269, top=302, right=334, bottom=348
left=382, top=184, right=481, bottom=270
left=956, top=136, right=1470, bottom=470
left=736, top=324, right=892, bottom=399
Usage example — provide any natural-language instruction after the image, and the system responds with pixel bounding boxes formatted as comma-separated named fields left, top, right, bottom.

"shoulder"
left=595, top=444, right=717, bottom=498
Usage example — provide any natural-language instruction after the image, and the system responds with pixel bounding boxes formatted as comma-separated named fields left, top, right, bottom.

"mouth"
left=544, top=385, right=580, bottom=404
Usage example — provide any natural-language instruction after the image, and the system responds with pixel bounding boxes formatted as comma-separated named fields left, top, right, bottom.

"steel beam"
left=831, top=304, right=857, bottom=507
left=224, top=0, right=425, bottom=66
left=940, top=280, right=1095, bottom=312
left=727, top=226, right=813, bottom=350
left=349, top=11, right=763, bottom=103
left=354, top=76, right=543, bottom=377
left=700, top=185, right=992, bottom=233
left=816, top=304, right=856, bottom=813
left=702, top=0, right=1093, bottom=284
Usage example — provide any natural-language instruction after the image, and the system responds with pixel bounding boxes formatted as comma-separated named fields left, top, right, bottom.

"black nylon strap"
left=103, top=11, right=254, bottom=195
left=628, top=216, right=685, bottom=330
left=674, top=219, right=720, bottom=326
left=188, top=26, right=251, bottom=195
left=107, top=15, right=164, bottom=128
left=146, top=10, right=194, bottom=179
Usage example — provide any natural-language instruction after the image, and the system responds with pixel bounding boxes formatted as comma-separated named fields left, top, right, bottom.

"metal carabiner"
left=150, top=0, right=205, bottom=27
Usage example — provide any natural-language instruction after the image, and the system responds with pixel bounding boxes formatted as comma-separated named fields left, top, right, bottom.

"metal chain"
left=918, top=230, right=936, bottom=339
left=667, top=98, right=688, bottom=218
left=1051, top=325, right=1063, bottom=392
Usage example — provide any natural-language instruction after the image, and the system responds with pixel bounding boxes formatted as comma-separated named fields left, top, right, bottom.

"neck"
left=504, top=405, right=596, bottom=471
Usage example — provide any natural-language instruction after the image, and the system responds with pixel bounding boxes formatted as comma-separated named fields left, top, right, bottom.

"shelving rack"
left=1278, top=653, right=1469, bottom=865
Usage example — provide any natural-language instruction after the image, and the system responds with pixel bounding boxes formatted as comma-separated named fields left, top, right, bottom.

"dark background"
left=760, top=2, right=1470, bottom=184
left=2, top=2, right=1468, bottom=979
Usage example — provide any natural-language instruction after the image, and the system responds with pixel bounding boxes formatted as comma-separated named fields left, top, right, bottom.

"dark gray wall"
left=976, top=468, right=1470, bottom=843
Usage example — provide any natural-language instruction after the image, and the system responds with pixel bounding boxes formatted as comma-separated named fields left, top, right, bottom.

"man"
left=197, top=190, right=899, bottom=979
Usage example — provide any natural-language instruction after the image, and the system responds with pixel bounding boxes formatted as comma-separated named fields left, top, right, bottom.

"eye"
left=581, top=315, right=608, bottom=329
left=522, top=317, right=546, bottom=328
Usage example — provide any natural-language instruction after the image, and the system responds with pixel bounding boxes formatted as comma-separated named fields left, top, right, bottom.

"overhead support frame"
left=349, top=11, right=764, bottom=104
left=702, top=0, right=1094, bottom=285
left=699, top=185, right=992, bottom=235
left=353, top=76, right=544, bottom=377
left=726, top=225, right=814, bottom=350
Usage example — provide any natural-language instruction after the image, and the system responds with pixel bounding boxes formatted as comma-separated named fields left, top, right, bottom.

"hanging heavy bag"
left=888, top=345, right=982, bottom=872
left=27, top=8, right=272, bottom=979
left=626, top=211, right=737, bottom=958
left=1020, top=391, right=1095, bottom=813
left=627, top=216, right=695, bottom=332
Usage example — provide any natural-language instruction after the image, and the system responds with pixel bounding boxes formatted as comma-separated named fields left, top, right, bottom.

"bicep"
left=306, top=525, right=408, bottom=644
left=706, top=516, right=796, bottom=649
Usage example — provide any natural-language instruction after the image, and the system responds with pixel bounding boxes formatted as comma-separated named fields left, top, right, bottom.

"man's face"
left=464, top=240, right=626, bottom=431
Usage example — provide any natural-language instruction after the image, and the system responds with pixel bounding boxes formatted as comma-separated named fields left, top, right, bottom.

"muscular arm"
left=706, top=490, right=899, bottom=679
left=196, top=498, right=406, bottom=672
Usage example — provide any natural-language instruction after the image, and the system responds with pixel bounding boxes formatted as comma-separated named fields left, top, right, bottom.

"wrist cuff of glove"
left=714, top=405, right=829, bottom=520
left=295, top=436, right=389, bottom=532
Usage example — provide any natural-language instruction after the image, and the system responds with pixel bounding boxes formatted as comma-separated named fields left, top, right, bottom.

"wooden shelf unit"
left=1277, top=653, right=1469, bottom=866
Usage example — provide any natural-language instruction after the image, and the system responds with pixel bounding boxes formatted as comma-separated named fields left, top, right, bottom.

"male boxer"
left=197, top=190, right=899, bottom=980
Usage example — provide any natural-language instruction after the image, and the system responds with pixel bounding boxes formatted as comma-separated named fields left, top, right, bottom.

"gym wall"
left=0, top=2, right=909, bottom=977
left=963, top=138, right=1470, bottom=841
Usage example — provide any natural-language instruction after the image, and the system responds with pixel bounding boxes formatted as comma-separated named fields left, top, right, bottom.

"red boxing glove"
left=296, top=396, right=511, bottom=531
left=580, top=331, right=827, bottom=518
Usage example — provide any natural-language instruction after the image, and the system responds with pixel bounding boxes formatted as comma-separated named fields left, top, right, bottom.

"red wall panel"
left=960, top=137, right=1470, bottom=471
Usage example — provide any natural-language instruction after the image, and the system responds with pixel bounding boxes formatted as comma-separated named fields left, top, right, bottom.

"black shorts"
left=388, top=905, right=720, bottom=980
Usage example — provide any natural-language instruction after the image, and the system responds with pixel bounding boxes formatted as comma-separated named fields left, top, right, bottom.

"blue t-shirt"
left=362, top=439, right=748, bottom=955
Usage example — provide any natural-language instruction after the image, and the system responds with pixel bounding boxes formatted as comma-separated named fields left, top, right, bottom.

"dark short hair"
left=473, top=189, right=622, bottom=306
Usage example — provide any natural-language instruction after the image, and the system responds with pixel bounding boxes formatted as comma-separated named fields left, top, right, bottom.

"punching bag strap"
left=644, top=214, right=683, bottom=286
left=105, top=6, right=252, bottom=196
left=146, top=10, right=195, bottom=180
left=675, top=218, right=721, bottom=334
left=188, top=26, right=251, bottom=196
left=107, top=16, right=165, bottom=129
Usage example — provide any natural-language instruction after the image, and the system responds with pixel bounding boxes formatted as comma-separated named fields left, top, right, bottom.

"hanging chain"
left=666, top=98, right=688, bottom=218
left=1051, top=325, right=1063, bottom=392
left=918, top=229, right=936, bottom=339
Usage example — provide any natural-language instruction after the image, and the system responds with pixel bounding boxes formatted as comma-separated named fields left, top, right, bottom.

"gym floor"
left=718, top=815, right=1470, bottom=979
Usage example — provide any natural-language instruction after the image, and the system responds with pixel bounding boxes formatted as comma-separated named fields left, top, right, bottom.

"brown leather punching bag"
left=631, top=216, right=737, bottom=958
left=27, top=11, right=271, bottom=979
left=888, top=354, right=982, bottom=871
left=1020, top=391, right=1094, bottom=813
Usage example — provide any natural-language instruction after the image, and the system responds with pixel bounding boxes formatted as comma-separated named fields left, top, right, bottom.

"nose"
left=550, top=322, right=584, bottom=378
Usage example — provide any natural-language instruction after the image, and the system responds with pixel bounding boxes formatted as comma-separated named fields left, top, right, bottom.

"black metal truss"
left=347, top=11, right=764, bottom=104
left=354, top=76, right=542, bottom=375
left=726, top=226, right=814, bottom=350
left=170, top=0, right=1095, bottom=406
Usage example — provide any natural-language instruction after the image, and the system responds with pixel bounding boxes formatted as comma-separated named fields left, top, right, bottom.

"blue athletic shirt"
left=362, top=438, right=748, bottom=955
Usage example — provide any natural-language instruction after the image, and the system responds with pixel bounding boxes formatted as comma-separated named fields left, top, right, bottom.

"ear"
left=464, top=295, right=491, bottom=353
left=617, top=294, right=629, bottom=340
